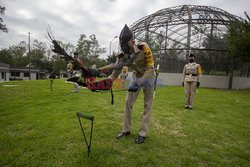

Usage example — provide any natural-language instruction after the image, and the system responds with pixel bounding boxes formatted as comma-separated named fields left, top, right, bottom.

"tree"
left=146, top=34, right=161, bottom=57
left=200, top=34, right=229, bottom=74
left=53, top=54, right=67, bottom=75
left=42, top=49, right=54, bottom=73
left=165, top=41, right=183, bottom=60
left=88, top=34, right=106, bottom=61
left=59, top=41, right=75, bottom=56
left=0, top=49, right=12, bottom=64
left=106, top=51, right=117, bottom=64
left=76, top=34, right=106, bottom=66
left=0, top=41, right=28, bottom=67
left=8, top=41, right=28, bottom=67
left=0, top=5, right=8, bottom=32
left=30, top=39, right=47, bottom=69
left=9, top=41, right=27, bottom=59
left=227, top=12, right=250, bottom=62
left=76, top=34, right=90, bottom=58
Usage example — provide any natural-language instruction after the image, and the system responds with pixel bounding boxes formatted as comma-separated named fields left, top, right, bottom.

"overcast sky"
left=0, top=0, right=249, bottom=58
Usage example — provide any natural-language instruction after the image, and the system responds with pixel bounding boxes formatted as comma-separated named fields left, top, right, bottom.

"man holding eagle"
left=50, top=24, right=156, bottom=144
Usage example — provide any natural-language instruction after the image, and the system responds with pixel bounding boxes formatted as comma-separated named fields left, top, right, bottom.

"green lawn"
left=0, top=79, right=250, bottom=167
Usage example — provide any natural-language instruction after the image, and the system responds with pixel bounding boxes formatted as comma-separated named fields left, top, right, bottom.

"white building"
left=60, top=70, right=68, bottom=78
left=9, top=67, right=47, bottom=80
left=0, top=61, right=10, bottom=82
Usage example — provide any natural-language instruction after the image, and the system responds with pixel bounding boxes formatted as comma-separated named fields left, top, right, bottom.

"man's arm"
left=107, top=56, right=124, bottom=80
left=99, top=53, right=132, bottom=72
left=108, top=70, right=122, bottom=80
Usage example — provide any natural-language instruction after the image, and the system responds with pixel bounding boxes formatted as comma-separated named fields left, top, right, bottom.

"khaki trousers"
left=184, top=81, right=197, bottom=107
left=73, top=82, right=79, bottom=93
left=123, top=69, right=155, bottom=137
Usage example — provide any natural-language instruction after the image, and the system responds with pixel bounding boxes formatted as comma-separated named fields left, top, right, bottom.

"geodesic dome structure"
left=130, top=5, right=241, bottom=60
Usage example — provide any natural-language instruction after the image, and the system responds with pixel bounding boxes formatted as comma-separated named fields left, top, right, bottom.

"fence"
left=127, top=72, right=250, bottom=89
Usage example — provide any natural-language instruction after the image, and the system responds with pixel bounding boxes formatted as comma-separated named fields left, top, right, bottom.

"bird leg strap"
left=87, top=78, right=115, bottom=104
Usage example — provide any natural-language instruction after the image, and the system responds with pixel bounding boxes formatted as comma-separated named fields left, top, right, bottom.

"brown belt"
left=145, top=66, right=154, bottom=70
left=186, top=74, right=197, bottom=76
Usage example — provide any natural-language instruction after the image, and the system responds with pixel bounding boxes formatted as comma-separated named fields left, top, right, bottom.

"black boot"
left=135, top=135, right=146, bottom=144
left=116, top=131, right=130, bottom=139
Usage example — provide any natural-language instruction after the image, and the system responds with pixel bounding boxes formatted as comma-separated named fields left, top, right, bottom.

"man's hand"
left=182, top=82, right=184, bottom=87
left=196, top=81, right=200, bottom=88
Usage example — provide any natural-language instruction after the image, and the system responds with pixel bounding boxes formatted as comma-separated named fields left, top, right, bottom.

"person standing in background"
left=120, top=66, right=128, bottom=89
left=182, top=53, right=202, bottom=110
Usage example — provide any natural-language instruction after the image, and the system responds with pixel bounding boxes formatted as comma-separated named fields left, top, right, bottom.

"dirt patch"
left=3, top=85, right=19, bottom=87
left=169, top=121, right=186, bottom=137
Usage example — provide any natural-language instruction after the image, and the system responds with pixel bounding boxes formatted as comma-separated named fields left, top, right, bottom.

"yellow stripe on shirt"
left=198, top=66, right=202, bottom=74
left=142, top=43, right=154, bottom=67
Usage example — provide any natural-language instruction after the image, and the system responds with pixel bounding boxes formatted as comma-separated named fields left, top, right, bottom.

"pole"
left=28, top=32, right=31, bottom=80
left=109, top=36, right=117, bottom=57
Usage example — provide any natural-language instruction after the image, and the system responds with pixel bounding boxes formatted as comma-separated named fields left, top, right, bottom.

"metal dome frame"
left=130, top=5, right=241, bottom=60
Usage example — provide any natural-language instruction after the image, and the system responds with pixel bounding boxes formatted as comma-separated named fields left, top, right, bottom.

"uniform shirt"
left=140, top=42, right=154, bottom=67
left=109, top=42, right=154, bottom=79
left=182, top=62, right=202, bottom=82
left=122, top=66, right=128, bottom=73
left=120, top=66, right=128, bottom=78
left=67, top=62, right=73, bottom=74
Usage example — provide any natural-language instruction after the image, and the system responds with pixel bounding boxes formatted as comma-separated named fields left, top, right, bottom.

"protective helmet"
left=119, top=24, right=133, bottom=54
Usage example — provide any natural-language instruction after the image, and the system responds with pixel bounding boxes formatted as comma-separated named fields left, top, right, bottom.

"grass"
left=0, top=79, right=250, bottom=167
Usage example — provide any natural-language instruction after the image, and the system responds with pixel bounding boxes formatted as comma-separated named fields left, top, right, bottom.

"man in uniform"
left=92, top=61, right=97, bottom=69
left=106, top=25, right=156, bottom=144
left=182, top=53, right=202, bottom=109
left=67, top=61, right=73, bottom=78
left=120, top=66, right=128, bottom=89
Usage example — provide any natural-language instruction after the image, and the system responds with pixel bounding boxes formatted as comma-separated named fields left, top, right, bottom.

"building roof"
left=0, top=61, right=10, bottom=68
left=0, top=61, right=10, bottom=72
left=60, top=70, right=67, bottom=73
left=10, top=67, right=48, bottom=73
